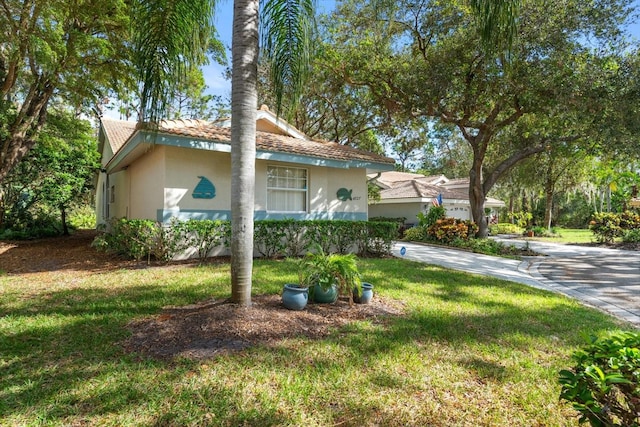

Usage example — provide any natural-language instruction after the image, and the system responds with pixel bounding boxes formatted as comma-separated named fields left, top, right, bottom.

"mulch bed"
left=124, top=295, right=405, bottom=360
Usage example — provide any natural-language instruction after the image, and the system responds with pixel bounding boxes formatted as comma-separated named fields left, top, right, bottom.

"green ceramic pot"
left=311, top=283, right=338, bottom=303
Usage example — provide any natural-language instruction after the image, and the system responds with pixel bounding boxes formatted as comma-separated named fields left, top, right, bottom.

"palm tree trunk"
left=230, top=0, right=259, bottom=306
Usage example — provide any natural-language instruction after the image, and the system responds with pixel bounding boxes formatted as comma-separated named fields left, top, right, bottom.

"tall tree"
left=0, top=0, right=130, bottom=183
left=133, top=0, right=314, bottom=306
left=326, top=0, right=631, bottom=237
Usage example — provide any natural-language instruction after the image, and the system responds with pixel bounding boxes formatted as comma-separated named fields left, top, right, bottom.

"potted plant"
left=281, top=283, right=309, bottom=310
left=353, top=282, right=374, bottom=304
left=299, top=247, right=361, bottom=305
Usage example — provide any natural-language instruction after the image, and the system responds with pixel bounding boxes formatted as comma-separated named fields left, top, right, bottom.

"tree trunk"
left=544, top=187, right=553, bottom=230
left=508, top=194, right=514, bottom=220
left=469, top=159, right=489, bottom=237
left=0, top=80, right=54, bottom=183
left=61, top=205, right=69, bottom=236
left=230, top=0, right=259, bottom=306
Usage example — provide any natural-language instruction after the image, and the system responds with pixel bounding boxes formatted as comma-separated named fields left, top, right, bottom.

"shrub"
left=508, top=211, right=533, bottom=228
left=590, top=213, right=623, bottom=244
left=254, top=219, right=313, bottom=258
left=0, top=224, right=62, bottom=240
left=463, top=238, right=506, bottom=256
left=93, top=218, right=185, bottom=263
left=623, top=229, right=640, bottom=243
left=93, top=218, right=397, bottom=261
left=590, top=211, right=640, bottom=244
left=427, top=218, right=475, bottom=244
left=281, top=219, right=313, bottom=257
left=369, top=216, right=405, bottom=232
left=68, top=205, right=96, bottom=229
left=489, top=223, right=523, bottom=235
left=403, top=226, right=426, bottom=242
left=178, top=219, right=229, bottom=261
left=559, top=331, right=640, bottom=426
left=254, top=220, right=288, bottom=258
left=331, top=220, right=363, bottom=254
left=531, top=226, right=558, bottom=237
left=358, top=221, right=398, bottom=256
left=417, top=206, right=446, bottom=228
left=620, top=210, right=640, bottom=230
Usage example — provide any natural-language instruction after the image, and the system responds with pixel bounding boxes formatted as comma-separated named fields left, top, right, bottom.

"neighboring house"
left=368, top=171, right=505, bottom=225
left=96, top=106, right=395, bottom=226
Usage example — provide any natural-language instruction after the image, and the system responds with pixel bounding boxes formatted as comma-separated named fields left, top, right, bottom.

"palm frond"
left=132, top=0, right=217, bottom=123
left=260, top=0, right=316, bottom=116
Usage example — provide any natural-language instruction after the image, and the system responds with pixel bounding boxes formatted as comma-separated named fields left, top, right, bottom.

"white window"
left=267, top=165, right=307, bottom=212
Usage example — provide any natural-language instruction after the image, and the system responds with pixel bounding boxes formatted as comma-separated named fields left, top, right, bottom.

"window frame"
left=266, top=165, right=309, bottom=213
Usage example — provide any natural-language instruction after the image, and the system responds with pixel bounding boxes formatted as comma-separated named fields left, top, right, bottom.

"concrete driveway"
left=392, top=239, right=640, bottom=328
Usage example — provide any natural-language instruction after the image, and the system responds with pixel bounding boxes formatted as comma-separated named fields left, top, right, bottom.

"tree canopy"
left=0, top=111, right=99, bottom=237
left=320, top=0, right=633, bottom=236
left=0, top=0, right=131, bottom=183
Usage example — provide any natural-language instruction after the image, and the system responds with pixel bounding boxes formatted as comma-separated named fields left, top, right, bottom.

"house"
left=96, top=106, right=396, bottom=226
left=367, top=171, right=505, bottom=226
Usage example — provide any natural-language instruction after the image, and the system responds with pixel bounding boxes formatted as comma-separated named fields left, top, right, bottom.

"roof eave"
left=105, top=131, right=396, bottom=173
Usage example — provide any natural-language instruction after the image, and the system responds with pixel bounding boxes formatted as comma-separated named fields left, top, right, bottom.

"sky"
left=203, top=0, right=640, bottom=102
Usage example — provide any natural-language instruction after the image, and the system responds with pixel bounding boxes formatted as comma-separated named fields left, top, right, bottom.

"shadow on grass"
left=0, top=257, right=631, bottom=426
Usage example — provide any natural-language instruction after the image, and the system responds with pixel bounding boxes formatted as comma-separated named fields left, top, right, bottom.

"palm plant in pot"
left=299, top=247, right=361, bottom=305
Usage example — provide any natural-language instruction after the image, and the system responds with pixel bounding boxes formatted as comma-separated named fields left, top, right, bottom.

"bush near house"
left=427, top=218, right=478, bottom=244
left=93, top=218, right=191, bottom=262
left=589, top=211, right=640, bottom=244
left=93, top=218, right=398, bottom=261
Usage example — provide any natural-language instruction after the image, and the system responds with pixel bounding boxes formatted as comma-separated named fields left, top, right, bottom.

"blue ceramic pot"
left=354, top=282, right=374, bottom=304
left=282, top=284, right=308, bottom=310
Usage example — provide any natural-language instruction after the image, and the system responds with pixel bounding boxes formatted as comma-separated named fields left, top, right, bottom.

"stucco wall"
left=96, top=134, right=119, bottom=225
left=325, top=166, right=368, bottom=215
left=107, top=144, right=371, bottom=223
left=163, top=146, right=232, bottom=217
left=128, top=145, right=165, bottom=220
left=108, top=171, right=130, bottom=220
left=254, top=161, right=368, bottom=220
left=368, top=202, right=423, bottom=225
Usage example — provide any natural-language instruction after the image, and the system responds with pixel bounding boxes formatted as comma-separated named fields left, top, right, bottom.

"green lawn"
left=0, top=257, right=634, bottom=426
left=537, top=228, right=595, bottom=244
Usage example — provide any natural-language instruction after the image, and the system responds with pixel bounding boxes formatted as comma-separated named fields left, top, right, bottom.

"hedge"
left=94, top=218, right=398, bottom=262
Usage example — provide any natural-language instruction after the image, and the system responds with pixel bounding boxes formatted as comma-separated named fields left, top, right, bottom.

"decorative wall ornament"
left=336, top=188, right=353, bottom=201
left=192, top=176, right=216, bottom=199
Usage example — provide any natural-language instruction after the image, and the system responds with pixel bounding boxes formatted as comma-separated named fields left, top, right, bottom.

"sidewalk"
left=392, top=241, right=640, bottom=328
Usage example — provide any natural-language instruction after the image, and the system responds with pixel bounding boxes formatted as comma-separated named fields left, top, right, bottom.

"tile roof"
left=100, top=119, right=138, bottom=154
left=371, top=171, right=425, bottom=186
left=374, top=171, right=505, bottom=206
left=441, top=178, right=469, bottom=187
left=380, top=179, right=467, bottom=200
left=101, top=118, right=395, bottom=166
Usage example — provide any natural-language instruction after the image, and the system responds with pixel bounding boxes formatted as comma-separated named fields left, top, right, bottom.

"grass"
left=0, top=257, right=635, bottom=426
left=534, top=228, right=595, bottom=244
